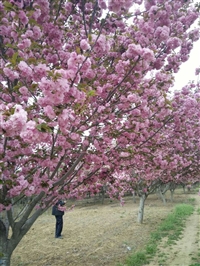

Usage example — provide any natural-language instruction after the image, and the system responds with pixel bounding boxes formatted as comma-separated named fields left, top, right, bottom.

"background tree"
left=109, top=82, right=200, bottom=223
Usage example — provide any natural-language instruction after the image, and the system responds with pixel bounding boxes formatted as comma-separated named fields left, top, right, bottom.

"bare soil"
left=11, top=190, right=198, bottom=266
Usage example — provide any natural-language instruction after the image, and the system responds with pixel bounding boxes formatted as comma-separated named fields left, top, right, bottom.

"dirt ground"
left=11, top=190, right=199, bottom=266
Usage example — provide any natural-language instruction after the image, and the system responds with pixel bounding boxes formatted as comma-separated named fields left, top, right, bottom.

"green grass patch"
left=120, top=204, right=194, bottom=266
left=124, top=251, right=148, bottom=266
left=188, top=198, right=196, bottom=203
left=145, top=243, right=157, bottom=255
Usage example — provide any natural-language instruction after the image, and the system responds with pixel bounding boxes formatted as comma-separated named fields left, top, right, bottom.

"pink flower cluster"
left=0, top=104, right=27, bottom=137
left=92, top=34, right=111, bottom=55
left=3, top=67, right=19, bottom=81
left=108, top=0, right=134, bottom=13
left=9, top=175, right=28, bottom=197
left=80, top=39, right=91, bottom=51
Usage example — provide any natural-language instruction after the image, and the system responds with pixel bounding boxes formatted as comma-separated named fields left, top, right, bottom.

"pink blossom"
left=17, top=38, right=31, bottom=49
left=58, top=205, right=67, bottom=212
left=23, top=30, right=34, bottom=38
left=154, top=26, right=170, bottom=41
left=1, top=105, right=27, bottom=137
left=127, top=94, right=137, bottom=102
left=67, top=52, right=79, bottom=69
left=43, top=105, right=56, bottom=119
left=70, top=133, right=80, bottom=141
left=9, top=176, right=28, bottom=197
left=18, top=61, right=33, bottom=77
left=97, top=106, right=105, bottom=113
left=108, top=0, right=133, bottom=13
left=80, top=39, right=91, bottom=51
left=3, top=67, right=19, bottom=81
left=0, top=204, right=5, bottom=212
left=33, top=63, right=49, bottom=81
left=167, top=37, right=182, bottom=50
left=18, top=10, right=29, bottom=25
left=142, top=48, right=155, bottom=63
left=19, top=86, right=29, bottom=95
left=92, top=34, right=110, bottom=54
left=32, top=25, right=42, bottom=39
left=189, top=29, right=200, bottom=42
left=98, top=0, right=107, bottom=9
left=126, top=43, right=142, bottom=59
left=84, top=69, right=95, bottom=79
left=20, top=120, right=37, bottom=142
left=195, top=68, right=200, bottom=76
left=120, top=152, right=130, bottom=158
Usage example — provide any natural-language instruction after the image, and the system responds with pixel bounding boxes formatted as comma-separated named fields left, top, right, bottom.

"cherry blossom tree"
left=0, top=0, right=199, bottom=265
left=111, top=82, right=200, bottom=223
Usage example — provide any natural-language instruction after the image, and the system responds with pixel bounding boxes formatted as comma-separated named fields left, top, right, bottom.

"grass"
left=124, top=252, right=148, bottom=266
left=189, top=251, right=200, bottom=266
left=188, top=198, right=196, bottom=203
left=119, top=203, right=194, bottom=266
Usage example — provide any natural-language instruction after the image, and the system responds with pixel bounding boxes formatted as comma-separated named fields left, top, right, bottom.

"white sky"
left=173, top=40, right=200, bottom=90
left=173, top=0, right=199, bottom=91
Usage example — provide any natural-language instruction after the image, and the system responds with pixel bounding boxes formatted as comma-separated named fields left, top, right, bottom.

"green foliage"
left=188, top=198, right=196, bottom=203
left=125, top=251, right=148, bottom=266
left=175, top=204, right=194, bottom=216
left=158, top=204, right=194, bottom=244
left=36, top=123, right=53, bottom=133
left=3, top=1, right=16, bottom=11
left=150, top=231, right=163, bottom=241
left=145, top=243, right=157, bottom=255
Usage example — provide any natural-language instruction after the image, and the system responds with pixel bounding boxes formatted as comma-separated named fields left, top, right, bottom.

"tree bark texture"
left=137, top=194, right=147, bottom=223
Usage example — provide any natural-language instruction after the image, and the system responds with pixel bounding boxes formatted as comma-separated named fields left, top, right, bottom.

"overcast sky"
left=173, top=40, right=200, bottom=91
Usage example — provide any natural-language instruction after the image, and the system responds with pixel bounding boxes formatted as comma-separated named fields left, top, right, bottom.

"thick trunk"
left=0, top=253, right=11, bottom=266
left=137, top=194, right=147, bottom=223
left=0, top=208, right=45, bottom=266
left=0, top=192, right=47, bottom=266
left=0, top=217, right=12, bottom=266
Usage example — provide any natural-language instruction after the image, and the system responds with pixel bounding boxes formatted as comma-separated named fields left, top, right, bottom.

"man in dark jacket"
left=52, top=200, right=65, bottom=238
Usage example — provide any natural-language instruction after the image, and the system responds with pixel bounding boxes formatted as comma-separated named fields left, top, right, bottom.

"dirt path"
left=147, top=194, right=200, bottom=266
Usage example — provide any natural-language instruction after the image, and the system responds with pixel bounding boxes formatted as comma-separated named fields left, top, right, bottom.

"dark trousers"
left=55, top=215, right=63, bottom=238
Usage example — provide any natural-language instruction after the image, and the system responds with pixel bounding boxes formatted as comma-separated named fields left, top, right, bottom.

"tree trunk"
left=0, top=252, right=11, bottom=266
left=170, top=189, right=174, bottom=202
left=0, top=192, right=47, bottom=266
left=137, top=194, right=147, bottom=223
left=158, top=189, right=166, bottom=205
left=132, top=191, right=137, bottom=203
left=0, top=216, right=12, bottom=266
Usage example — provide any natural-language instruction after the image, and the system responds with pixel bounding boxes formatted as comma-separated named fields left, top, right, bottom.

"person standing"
left=52, top=200, right=65, bottom=239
